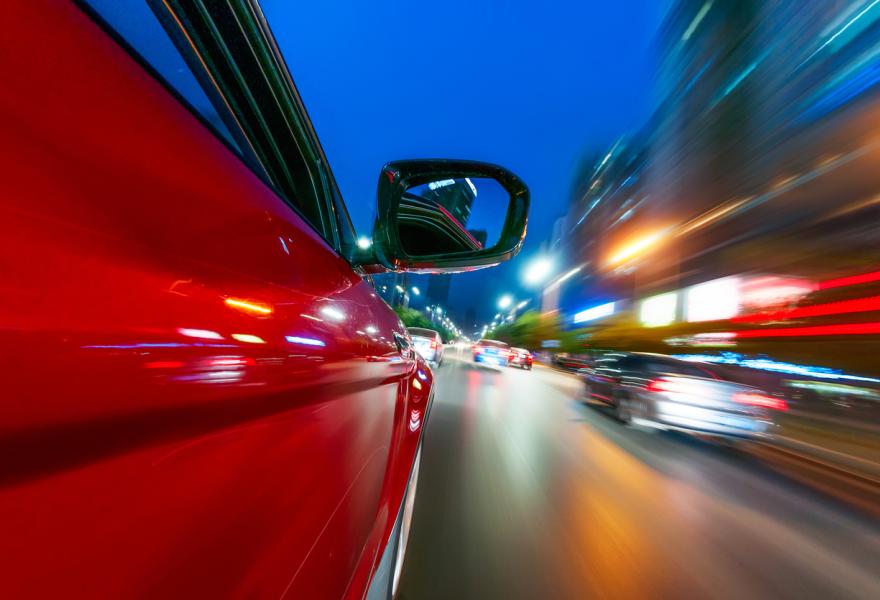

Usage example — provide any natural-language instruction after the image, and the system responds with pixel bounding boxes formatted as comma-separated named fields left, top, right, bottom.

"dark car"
left=0, top=1, right=528, bottom=597
left=580, top=353, right=787, bottom=440
left=553, top=352, right=591, bottom=372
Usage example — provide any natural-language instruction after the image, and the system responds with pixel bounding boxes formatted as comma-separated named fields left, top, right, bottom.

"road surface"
left=398, top=351, right=880, bottom=599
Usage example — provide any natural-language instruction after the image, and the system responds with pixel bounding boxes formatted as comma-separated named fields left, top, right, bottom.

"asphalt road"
left=397, top=350, right=880, bottom=600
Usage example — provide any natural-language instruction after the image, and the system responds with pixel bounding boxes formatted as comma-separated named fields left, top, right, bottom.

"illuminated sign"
left=573, top=301, right=615, bottom=324
left=640, top=292, right=677, bottom=327
left=428, top=179, right=456, bottom=190
left=686, top=278, right=740, bottom=322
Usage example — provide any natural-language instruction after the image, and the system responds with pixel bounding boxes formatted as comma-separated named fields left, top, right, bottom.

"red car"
left=509, top=348, right=534, bottom=370
left=0, top=2, right=528, bottom=598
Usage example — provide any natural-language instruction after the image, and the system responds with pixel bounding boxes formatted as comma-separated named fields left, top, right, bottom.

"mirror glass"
left=398, top=177, right=511, bottom=256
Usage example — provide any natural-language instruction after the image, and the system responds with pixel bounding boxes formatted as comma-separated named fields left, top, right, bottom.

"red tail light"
left=431, top=340, right=438, bottom=350
left=646, top=377, right=679, bottom=393
left=733, top=392, right=788, bottom=411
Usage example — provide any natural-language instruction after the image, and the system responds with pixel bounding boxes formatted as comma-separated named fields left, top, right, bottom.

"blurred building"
left=553, top=0, right=880, bottom=330
left=421, top=178, right=477, bottom=226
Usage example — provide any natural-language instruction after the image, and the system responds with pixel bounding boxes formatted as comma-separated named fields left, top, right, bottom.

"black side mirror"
left=367, top=159, right=529, bottom=273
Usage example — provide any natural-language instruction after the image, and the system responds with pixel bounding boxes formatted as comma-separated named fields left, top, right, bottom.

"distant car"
left=408, top=327, right=444, bottom=366
left=579, top=353, right=787, bottom=440
left=509, top=347, right=533, bottom=370
left=553, top=353, right=591, bottom=372
left=472, top=339, right=510, bottom=368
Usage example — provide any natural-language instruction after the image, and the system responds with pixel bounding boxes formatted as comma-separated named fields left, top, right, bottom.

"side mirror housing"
left=368, top=159, right=529, bottom=273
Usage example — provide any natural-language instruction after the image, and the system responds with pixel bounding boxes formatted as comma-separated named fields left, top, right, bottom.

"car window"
left=479, top=340, right=509, bottom=348
left=81, top=0, right=341, bottom=249
left=594, top=356, right=621, bottom=375
left=81, top=0, right=241, bottom=153
left=408, top=328, right=437, bottom=338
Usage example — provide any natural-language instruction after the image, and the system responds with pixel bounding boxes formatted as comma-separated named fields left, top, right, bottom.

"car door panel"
left=0, top=2, right=423, bottom=597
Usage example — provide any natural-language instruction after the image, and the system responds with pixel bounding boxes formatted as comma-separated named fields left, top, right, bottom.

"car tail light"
left=646, top=377, right=680, bottom=393
left=733, top=392, right=788, bottom=411
left=474, top=346, right=483, bottom=354
left=431, top=340, right=438, bottom=350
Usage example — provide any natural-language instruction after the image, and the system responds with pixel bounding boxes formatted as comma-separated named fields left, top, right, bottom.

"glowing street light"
left=498, top=295, right=513, bottom=309
left=411, top=286, right=420, bottom=296
left=356, top=236, right=372, bottom=250
left=524, top=257, right=553, bottom=285
left=608, top=229, right=668, bottom=266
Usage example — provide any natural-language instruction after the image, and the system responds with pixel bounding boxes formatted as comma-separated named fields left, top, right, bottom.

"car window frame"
left=77, top=0, right=353, bottom=260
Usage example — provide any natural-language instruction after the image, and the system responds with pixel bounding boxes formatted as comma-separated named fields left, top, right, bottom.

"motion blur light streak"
left=231, top=333, right=266, bottom=344
left=224, top=297, right=273, bottom=316
left=607, top=229, right=668, bottom=266
left=573, top=301, right=616, bottom=323
left=319, top=306, right=345, bottom=321
left=640, top=292, right=678, bottom=327
left=733, top=392, right=788, bottom=412
left=144, top=360, right=185, bottom=369
left=686, top=278, right=740, bottom=322
left=735, top=322, right=880, bottom=338
left=818, top=269, right=880, bottom=290
left=285, top=335, right=326, bottom=347
left=675, top=353, right=880, bottom=383
left=208, top=357, right=255, bottom=367
left=733, top=295, right=880, bottom=323
left=177, top=328, right=223, bottom=340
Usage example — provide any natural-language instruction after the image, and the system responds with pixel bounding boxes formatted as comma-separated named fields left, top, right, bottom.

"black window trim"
left=76, top=0, right=357, bottom=259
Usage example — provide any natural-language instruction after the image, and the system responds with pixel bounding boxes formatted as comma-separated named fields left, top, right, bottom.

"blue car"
left=473, top=339, right=511, bottom=367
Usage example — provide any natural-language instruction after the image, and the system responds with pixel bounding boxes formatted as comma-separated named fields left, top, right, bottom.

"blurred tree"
left=394, top=306, right=455, bottom=342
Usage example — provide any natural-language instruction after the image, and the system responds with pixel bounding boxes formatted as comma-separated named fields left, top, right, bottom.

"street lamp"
left=411, top=286, right=420, bottom=296
left=607, top=228, right=669, bottom=266
left=523, top=257, right=553, bottom=285
left=497, top=295, right=513, bottom=309
left=356, top=236, right=372, bottom=250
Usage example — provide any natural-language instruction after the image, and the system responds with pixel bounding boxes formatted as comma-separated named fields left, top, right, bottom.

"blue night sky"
left=263, top=0, right=670, bottom=326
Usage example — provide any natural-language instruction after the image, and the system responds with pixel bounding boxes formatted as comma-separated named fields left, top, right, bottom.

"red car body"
left=0, top=2, right=432, bottom=597
left=509, top=348, right=533, bottom=369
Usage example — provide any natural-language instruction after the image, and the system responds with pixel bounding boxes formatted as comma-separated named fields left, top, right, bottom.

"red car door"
left=0, top=1, right=429, bottom=597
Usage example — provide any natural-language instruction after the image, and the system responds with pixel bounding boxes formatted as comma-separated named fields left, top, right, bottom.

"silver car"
left=580, top=353, right=787, bottom=439
left=407, top=327, right=444, bottom=367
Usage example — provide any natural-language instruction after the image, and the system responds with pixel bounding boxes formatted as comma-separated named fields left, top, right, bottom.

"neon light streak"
left=735, top=322, right=880, bottom=338
left=733, top=295, right=880, bottom=323
left=818, top=270, right=880, bottom=290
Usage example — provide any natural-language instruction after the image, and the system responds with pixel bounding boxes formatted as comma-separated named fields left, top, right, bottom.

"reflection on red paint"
left=209, top=357, right=256, bottom=367
left=409, top=409, right=422, bottom=432
left=144, top=360, right=185, bottom=369
left=735, top=322, right=880, bottom=338
left=224, top=297, right=273, bottom=316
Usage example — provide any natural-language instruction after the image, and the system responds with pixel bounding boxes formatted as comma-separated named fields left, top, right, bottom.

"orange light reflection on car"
left=224, top=297, right=273, bottom=316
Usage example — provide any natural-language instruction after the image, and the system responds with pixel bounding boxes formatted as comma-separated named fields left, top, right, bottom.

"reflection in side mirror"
left=399, top=177, right=508, bottom=256
left=371, top=159, right=529, bottom=273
